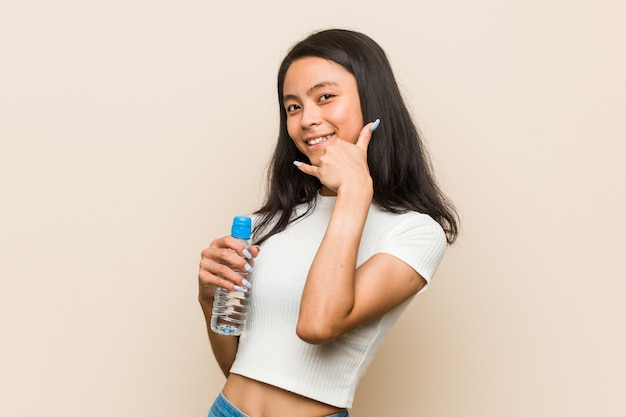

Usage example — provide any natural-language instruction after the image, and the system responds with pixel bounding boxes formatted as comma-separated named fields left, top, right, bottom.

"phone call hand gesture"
left=294, top=119, right=380, bottom=195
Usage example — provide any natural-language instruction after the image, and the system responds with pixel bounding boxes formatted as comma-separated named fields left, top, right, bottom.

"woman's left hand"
left=295, top=121, right=378, bottom=194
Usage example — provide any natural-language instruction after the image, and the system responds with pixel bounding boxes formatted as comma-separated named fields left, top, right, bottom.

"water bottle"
left=210, top=215, right=252, bottom=336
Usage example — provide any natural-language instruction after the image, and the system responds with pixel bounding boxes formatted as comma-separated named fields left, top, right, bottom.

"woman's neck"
left=319, top=186, right=337, bottom=196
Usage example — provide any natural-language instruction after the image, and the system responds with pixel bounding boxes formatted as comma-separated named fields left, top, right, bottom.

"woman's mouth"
left=306, top=134, right=333, bottom=147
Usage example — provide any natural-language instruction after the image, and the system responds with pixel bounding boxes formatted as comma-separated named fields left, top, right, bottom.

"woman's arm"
left=198, top=296, right=239, bottom=377
left=295, top=187, right=426, bottom=344
left=294, top=121, right=426, bottom=344
left=197, top=237, right=259, bottom=376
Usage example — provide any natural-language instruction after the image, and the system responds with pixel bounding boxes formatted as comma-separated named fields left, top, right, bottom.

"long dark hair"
left=253, top=29, right=459, bottom=245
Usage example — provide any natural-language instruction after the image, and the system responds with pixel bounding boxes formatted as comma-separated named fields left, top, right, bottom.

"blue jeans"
left=208, top=391, right=349, bottom=417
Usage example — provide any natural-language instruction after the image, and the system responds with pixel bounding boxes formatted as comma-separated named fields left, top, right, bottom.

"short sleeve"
left=380, top=213, right=447, bottom=292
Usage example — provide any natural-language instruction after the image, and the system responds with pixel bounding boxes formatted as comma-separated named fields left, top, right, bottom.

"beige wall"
left=1, top=1, right=624, bottom=416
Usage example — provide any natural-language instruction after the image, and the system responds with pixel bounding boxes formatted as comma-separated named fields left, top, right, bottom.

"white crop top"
left=229, top=194, right=447, bottom=408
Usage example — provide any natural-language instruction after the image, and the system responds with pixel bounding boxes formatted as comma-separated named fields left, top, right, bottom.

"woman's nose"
left=300, top=104, right=321, bottom=128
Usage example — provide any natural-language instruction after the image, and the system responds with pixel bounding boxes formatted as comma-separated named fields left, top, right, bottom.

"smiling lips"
left=306, top=134, right=333, bottom=147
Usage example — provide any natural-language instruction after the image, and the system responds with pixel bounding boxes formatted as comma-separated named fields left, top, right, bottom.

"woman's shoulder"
left=367, top=206, right=447, bottom=248
left=361, top=206, right=447, bottom=282
left=370, top=205, right=443, bottom=230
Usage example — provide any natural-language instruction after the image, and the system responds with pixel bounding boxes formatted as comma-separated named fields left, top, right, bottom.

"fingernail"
left=242, top=248, right=252, bottom=260
left=293, top=160, right=302, bottom=167
left=234, top=285, right=246, bottom=292
left=370, top=119, right=381, bottom=131
left=253, top=245, right=261, bottom=252
left=242, top=279, right=252, bottom=289
left=244, top=263, right=254, bottom=273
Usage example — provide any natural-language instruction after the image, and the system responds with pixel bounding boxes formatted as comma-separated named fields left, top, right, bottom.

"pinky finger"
left=293, top=160, right=318, bottom=177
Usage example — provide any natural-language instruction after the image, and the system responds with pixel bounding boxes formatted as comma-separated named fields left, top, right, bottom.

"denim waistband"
left=208, top=391, right=349, bottom=417
left=209, top=391, right=248, bottom=417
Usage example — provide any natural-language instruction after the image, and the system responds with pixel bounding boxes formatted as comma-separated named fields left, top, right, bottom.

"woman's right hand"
left=198, top=236, right=260, bottom=303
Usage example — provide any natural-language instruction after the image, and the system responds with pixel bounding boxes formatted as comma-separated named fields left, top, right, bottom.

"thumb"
left=355, top=119, right=381, bottom=151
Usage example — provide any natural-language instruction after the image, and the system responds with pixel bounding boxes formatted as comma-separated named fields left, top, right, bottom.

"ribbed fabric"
left=229, top=194, right=447, bottom=408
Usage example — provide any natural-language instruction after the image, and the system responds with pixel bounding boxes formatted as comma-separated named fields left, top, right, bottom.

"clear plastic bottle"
left=210, top=215, right=252, bottom=336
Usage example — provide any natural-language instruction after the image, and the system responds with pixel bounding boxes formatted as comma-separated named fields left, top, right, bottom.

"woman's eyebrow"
left=306, top=81, right=338, bottom=95
left=283, top=81, right=338, bottom=102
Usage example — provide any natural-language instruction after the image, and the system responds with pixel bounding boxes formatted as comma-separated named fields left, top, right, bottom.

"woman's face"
left=282, top=57, right=364, bottom=166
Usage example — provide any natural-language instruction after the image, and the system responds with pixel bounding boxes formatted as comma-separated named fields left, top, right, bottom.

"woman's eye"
left=286, top=104, right=300, bottom=112
left=319, top=94, right=334, bottom=102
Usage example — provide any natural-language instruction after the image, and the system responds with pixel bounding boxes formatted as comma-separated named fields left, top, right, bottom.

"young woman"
left=198, top=28, right=459, bottom=417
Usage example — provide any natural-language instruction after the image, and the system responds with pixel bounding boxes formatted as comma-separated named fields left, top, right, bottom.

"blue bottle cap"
left=231, top=216, right=252, bottom=239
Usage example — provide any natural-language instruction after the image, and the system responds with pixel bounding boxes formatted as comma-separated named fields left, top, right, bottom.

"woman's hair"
left=253, top=28, right=459, bottom=245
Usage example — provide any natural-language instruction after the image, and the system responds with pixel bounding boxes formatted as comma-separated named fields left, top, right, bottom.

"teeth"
left=307, top=135, right=329, bottom=146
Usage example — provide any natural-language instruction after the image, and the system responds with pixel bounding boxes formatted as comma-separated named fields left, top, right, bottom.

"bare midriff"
left=223, top=374, right=346, bottom=417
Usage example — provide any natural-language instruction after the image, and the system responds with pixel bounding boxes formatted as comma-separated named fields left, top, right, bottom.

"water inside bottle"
left=211, top=287, right=249, bottom=336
